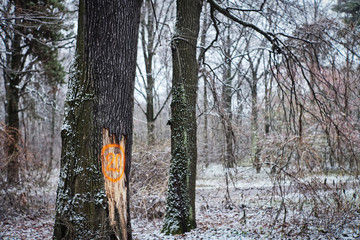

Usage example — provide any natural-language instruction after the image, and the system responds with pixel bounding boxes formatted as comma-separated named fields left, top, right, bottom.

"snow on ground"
left=133, top=164, right=360, bottom=239
left=0, top=210, right=55, bottom=240
left=1, top=164, right=360, bottom=239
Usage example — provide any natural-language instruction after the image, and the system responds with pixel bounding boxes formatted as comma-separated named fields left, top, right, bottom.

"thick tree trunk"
left=53, top=0, right=141, bottom=239
left=162, top=0, right=202, bottom=235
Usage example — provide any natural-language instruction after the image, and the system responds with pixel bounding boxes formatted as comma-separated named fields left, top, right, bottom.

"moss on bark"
left=162, top=0, right=202, bottom=235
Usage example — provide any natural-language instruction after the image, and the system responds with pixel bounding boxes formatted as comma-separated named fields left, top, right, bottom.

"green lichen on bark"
left=162, top=84, right=192, bottom=235
left=54, top=33, right=108, bottom=238
left=162, top=1, right=202, bottom=234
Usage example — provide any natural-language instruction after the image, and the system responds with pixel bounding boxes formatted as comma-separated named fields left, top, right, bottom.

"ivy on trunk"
left=162, top=0, right=202, bottom=235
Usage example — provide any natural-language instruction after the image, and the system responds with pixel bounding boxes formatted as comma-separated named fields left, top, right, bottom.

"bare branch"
left=207, top=0, right=280, bottom=52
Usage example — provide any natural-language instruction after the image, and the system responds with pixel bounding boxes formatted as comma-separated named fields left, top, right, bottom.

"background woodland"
left=1, top=0, right=360, bottom=239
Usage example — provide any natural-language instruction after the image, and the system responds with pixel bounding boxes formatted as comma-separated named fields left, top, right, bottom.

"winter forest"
left=1, top=0, right=360, bottom=239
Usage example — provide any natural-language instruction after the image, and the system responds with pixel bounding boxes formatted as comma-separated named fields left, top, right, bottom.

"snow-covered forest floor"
left=132, top=164, right=360, bottom=239
left=1, top=163, right=360, bottom=239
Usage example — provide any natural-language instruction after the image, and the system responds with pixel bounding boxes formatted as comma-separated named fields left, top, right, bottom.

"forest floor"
left=1, top=164, right=360, bottom=239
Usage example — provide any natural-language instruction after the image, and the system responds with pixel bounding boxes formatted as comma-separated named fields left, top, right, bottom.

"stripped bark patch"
left=102, top=128, right=128, bottom=240
left=101, top=144, right=125, bottom=183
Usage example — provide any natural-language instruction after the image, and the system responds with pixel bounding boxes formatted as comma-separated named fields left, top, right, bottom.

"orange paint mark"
left=101, top=144, right=125, bottom=182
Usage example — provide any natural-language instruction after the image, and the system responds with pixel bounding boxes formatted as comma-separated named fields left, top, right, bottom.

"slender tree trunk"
left=222, top=26, right=235, bottom=168
left=141, top=0, right=156, bottom=145
left=251, top=79, right=260, bottom=173
left=53, top=0, right=141, bottom=239
left=5, top=75, right=20, bottom=184
left=146, top=73, right=155, bottom=145
left=162, top=0, right=202, bottom=235
left=47, top=89, right=57, bottom=175
left=247, top=49, right=263, bottom=174
left=145, top=58, right=155, bottom=145
left=264, top=75, right=272, bottom=135
left=198, top=4, right=209, bottom=166
left=236, top=85, right=244, bottom=126
left=5, top=15, right=22, bottom=184
left=203, top=77, right=209, bottom=166
left=140, top=0, right=173, bottom=145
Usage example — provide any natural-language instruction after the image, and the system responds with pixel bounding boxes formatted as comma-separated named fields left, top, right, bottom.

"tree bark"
left=251, top=77, right=260, bottom=173
left=264, top=74, right=272, bottom=135
left=53, top=0, right=141, bottom=239
left=5, top=13, right=22, bottom=184
left=203, top=76, right=209, bottom=166
left=247, top=48, right=263, bottom=174
left=162, top=0, right=202, bottom=235
left=222, top=25, right=235, bottom=168
left=141, top=0, right=156, bottom=145
left=198, top=3, right=209, bottom=166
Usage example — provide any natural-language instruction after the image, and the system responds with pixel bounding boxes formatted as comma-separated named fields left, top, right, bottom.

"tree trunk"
left=53, top=0, right=141, bottom=239
left=247, top=48, right=263, bottom=174
left=146, top=73, right=155, bottom=145
left=5, top=14, right=22, bottom=184
left=264, top=75, right=272, bottom=135
left=141, top=0, right=156, bottom=145
left=162, top=0, right=202, bottom=235
left=222, top=26, right=235, bottom=168
left=251, top=78, right=260, bottom=173
left=140, top=0, right=173, bottom=145
left=47, top=89, right=57, bottom=176
left=5, top=75, right=20, bottom=185
left=203, top=77, right=209, bottom=166
left=198, top=3, right=209, bottom=166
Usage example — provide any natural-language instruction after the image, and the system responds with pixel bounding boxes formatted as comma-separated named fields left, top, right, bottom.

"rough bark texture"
left=53, top=0, right=141, bottom=239
left=162, top=0, right=202, bottom=235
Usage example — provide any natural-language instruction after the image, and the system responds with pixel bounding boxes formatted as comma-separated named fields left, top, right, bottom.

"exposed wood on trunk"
left=54, top=0, right=141, bottom=238
left=102, top=128, right=128, bottom=240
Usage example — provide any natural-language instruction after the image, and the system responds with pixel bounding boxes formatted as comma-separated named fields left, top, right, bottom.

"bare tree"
left=162, top=0, right=202, bottom=235
left=137, top=0, right=173, bottom=145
